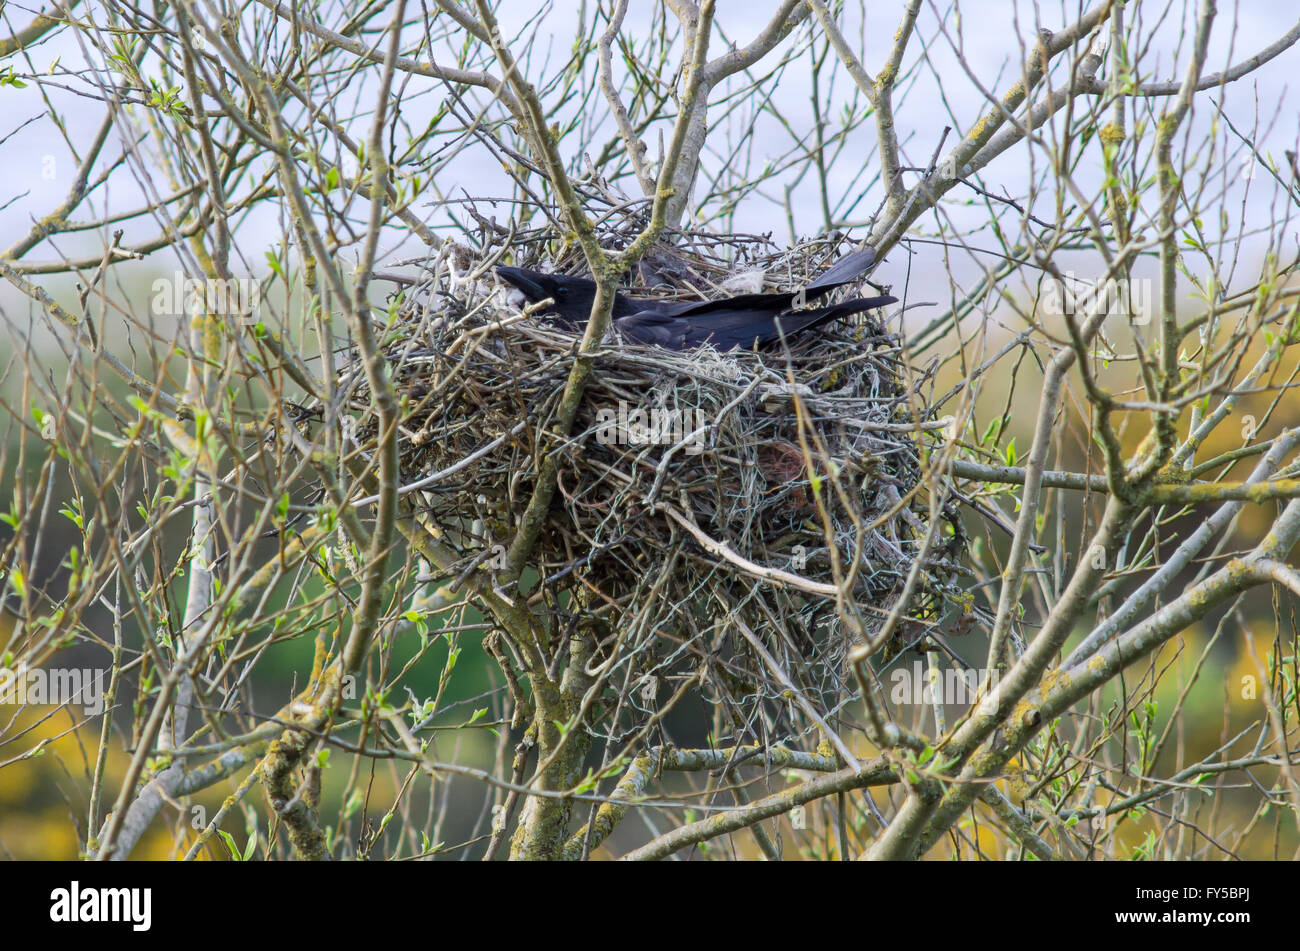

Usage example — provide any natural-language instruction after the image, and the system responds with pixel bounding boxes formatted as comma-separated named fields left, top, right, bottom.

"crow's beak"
left=495, top=266, right=548, bottom=302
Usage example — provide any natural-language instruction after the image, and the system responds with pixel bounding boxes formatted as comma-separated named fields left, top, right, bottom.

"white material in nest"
left=681, top=349, right=747, bottom=381
left=756, top=381, right=815, bottom=402
left=719, top=268, right=767, bottom=294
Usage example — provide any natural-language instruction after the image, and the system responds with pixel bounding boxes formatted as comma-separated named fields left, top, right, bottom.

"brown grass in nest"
left=350, top=223, right=963, bottom=706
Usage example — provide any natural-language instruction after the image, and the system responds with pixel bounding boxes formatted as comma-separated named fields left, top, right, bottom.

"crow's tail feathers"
left=802, top=247, right=879, bottom=294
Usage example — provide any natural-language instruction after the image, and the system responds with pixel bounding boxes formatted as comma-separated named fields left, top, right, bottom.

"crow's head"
left=496, top=266, right=599, bottom=330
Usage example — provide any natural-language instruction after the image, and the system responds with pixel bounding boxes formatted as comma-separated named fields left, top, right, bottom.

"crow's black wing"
left=624, top=246, right=882, bottom=320
left=615, top=306, right=784, bottom=350
left=615, top=295, right=896, bottom=351
left=613, top=310, right=689, bottom=349
left=681, top=294, right=896, bottom=350
left=649, top=291, right=797, bottom=319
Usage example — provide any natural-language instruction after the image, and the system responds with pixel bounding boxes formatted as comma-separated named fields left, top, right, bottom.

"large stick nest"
left=350, top=212, right=965, bottom=710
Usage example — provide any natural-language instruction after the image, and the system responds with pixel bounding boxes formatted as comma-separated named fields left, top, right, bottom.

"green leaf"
left=218, top=830, right=241, bottom=860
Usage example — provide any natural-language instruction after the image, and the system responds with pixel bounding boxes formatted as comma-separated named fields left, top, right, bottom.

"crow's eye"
left=554, top=287, right=569, bottom=300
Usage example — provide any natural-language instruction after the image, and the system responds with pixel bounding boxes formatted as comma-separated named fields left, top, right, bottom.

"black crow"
left=495, top=248, right=894, bottom=351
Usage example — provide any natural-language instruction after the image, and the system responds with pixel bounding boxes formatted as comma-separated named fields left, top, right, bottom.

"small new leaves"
left=59, top=497, right=84, bottom=531
left=219, top=829, right=258, bottom=862
left=0, top=65, right=27, bottom=88
left=408, top=697, right=437, bottom=725
left=274, top=491, right=290, bottom=526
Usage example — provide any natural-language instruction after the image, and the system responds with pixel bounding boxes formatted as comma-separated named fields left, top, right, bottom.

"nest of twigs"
left=350, top=210, right=963, bottom=710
